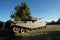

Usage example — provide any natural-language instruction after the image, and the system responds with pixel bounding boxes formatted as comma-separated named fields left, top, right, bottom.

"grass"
left=0, top=25, right=60, bottom=40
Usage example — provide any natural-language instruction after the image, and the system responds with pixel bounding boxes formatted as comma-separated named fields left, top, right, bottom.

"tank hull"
left=14, top=21, right=47, bottom=28
left=11, top=20, right=47, bottom=34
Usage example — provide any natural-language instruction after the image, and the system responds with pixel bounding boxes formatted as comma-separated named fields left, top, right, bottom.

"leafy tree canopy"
left=11, top=2, right=31, bottom=21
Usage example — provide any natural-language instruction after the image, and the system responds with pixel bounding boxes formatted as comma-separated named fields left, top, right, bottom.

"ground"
left=0, top=25, right=60, bottom=40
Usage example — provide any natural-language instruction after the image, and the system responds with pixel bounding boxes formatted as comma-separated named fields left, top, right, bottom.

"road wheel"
left=21, top=28, right=26, bottom=33
left=13, top=26, right=20, bottom=33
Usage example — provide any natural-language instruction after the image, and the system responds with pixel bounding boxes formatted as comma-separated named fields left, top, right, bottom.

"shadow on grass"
left=0, top=31, right=60, bottom=40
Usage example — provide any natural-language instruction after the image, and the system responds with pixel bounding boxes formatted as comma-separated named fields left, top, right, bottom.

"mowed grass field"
left=0, top=25, right=60, bottom=40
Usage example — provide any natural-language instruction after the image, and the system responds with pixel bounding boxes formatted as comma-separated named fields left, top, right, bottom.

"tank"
left=11, top=18, right=47, bottom=34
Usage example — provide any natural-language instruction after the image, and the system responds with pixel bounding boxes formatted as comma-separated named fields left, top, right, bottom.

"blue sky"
left=0, top=0, right=60, bottom=22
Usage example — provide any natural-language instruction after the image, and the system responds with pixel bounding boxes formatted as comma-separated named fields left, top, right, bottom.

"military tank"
left=11, top=17, right=47, bottom=34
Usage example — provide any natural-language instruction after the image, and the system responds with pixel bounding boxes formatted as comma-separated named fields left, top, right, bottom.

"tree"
left=57, top=18, right=60, bottom=23
left=0, top=21, right=3, bottom=29
left=11, top=2, right=31, bottom=21
left=56, top=18, right=60, bottom=24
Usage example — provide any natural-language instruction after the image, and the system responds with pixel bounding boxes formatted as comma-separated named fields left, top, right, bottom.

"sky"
left=0, top=0, right=60, bottom=22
